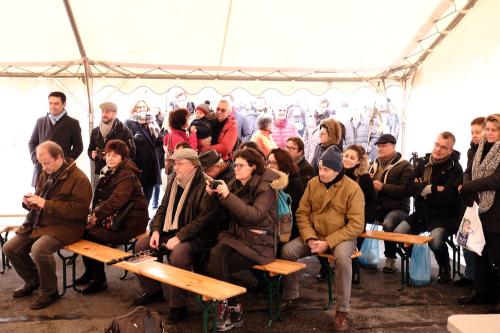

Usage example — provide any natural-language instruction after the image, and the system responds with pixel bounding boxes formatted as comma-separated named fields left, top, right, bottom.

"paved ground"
left=0, top=248, right=494, bottom=333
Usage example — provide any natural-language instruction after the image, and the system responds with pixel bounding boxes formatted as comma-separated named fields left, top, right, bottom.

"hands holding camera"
left=205, top=179, right=229, bottom=199
left=23, top=193, right=45, bottom=209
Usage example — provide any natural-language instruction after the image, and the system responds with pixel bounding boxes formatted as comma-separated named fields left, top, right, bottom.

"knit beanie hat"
left=195, top=103, right=210, bottom=115
left=319, top=146, right=343, bottom=172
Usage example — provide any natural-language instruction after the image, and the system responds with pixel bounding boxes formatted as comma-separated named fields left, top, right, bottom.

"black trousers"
left=473, top=232, right=500, bottom=299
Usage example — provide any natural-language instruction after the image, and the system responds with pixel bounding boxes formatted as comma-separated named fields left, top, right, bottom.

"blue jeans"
left=381, top=210, right=408, bottom=259
left=395, top=221, right=451, bottom=268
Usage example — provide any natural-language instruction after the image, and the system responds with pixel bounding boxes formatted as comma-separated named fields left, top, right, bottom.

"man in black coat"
left=395, top=131, right=463, bottom=283
left=28, top=91, right=83, bottom=186
left=87, top=102, right=135, bottom=188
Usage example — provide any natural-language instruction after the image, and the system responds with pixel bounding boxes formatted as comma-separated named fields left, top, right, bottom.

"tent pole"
left=63, top=0, right=95, bottom=179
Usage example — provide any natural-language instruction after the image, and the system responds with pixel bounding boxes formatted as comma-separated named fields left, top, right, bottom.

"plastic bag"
left=456, top=202, right=485, bottom=256
left=359, top=224, right=380, bottom=268
left=409, top=242, right=431, bottom=286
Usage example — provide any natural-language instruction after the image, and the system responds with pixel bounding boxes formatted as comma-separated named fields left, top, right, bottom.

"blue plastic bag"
left=359, top=224, right=380, bottom=268
left=409, top=243, right=431, bottom=286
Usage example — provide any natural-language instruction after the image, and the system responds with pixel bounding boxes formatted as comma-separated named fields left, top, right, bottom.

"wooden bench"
left=252, top=259, right=306, bottom=326
left=359, top=230, right=433, bottom=290
left=447, top=314, right=500, bottom=333
left=60, top=239, right=246, bottom=333
left=317, top=250, right=362, bottom=309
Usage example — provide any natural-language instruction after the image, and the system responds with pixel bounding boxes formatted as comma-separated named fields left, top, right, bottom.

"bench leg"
left=395, top=244, right=411, bottom=291
left=120, top=239, right=137, bottom=280
left=262, top=273, right=283, bottom=327
left=56, top=250, right=80, bottom=296
left=324, top=265, right=334, bottom=310
left=196, top=297, right=218, bottom=333
left=1, top=231, right=12, bottom=273
left=446, top=237, right=462, bottom=279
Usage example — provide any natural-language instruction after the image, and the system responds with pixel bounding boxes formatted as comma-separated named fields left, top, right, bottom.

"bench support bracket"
left=56, top=250, right=80, bottom=296
left=196, top=297, right=218, bottom=333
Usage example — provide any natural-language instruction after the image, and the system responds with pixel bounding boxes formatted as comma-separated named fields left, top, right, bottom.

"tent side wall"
left=404, top=0, right=500, bottom=161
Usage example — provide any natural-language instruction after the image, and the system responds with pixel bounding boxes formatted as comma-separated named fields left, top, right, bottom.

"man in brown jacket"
left=4, top=141, right=92, bottom=309
left=281, top=146, right=365, bottom=332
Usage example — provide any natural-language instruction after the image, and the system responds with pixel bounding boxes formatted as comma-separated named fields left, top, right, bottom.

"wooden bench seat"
left=252, top=259, right=306, bottom=327
left=360, top=230, right=432, bottom=290
left=61, top=239, right=246, bottom=333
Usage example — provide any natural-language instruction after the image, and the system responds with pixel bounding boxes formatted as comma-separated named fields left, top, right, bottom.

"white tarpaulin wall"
left=0, top=0, right=494, bottom=213
left=405, top=0, right=500, bottom=160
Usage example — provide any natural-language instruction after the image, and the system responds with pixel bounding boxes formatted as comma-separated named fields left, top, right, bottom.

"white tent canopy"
left=1, top=0, right=475, bottom=84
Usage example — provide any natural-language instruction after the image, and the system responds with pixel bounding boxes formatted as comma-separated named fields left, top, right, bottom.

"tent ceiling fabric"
left=0, top=0, right=475, bottom=82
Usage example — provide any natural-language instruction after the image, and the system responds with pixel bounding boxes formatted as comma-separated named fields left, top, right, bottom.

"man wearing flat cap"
left=199, top=149, right=235, bottom=185
left=131, top=148, right=218, bottom=325
left=368, top=134, right=413, bottom=273
left=281, top=146, right=365, bottom=331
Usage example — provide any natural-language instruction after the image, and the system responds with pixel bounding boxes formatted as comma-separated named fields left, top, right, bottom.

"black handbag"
left=99, top=201, right=135, bottom=231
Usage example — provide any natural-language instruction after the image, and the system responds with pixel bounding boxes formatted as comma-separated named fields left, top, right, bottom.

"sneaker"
left=216, top=301, right=244, bottom=331
left=334, top=311, right=349, bottom=331
left=382, top=258, right=396, bottom=273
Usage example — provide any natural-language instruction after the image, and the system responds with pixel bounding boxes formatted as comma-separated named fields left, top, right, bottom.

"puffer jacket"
left=271, top=120, right=298, bottom=149
left=217, top=168, right=287, bottom=265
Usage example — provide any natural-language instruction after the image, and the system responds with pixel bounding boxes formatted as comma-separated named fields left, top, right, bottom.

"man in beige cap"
left=130, top=148, right=219, bottom=325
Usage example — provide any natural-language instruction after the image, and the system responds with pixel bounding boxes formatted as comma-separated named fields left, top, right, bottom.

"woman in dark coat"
left=342, top=144, right=377, bottom=284
left=207, top=148, right=286, bottom=331
left=78, top=139, right=148, bottom=295
left=267, top=148, right=305, bottom=240
left=458, top=114, right=500, bottom=312
left=124, top=100, right=163, bottom=204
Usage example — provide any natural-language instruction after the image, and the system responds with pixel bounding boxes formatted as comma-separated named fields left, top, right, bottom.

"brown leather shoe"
left=30, top=292, right=60, bottom=310
left=334, top=311, right=349, bottom=331
left=12, top=283, right=40, bottom=298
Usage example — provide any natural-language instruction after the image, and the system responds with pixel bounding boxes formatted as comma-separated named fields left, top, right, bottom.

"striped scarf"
left=130, top=112, right=161, bottom=138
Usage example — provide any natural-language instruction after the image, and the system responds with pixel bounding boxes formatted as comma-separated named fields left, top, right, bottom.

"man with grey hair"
left=4, top=141, right=92, bottom=309
left=131, top=148, right=218, bottom=325
left=395, top=131, right=463, bottom=283
left=200, top=99, right=238, bottom=161
left=88, top=102, right=135, bottom=188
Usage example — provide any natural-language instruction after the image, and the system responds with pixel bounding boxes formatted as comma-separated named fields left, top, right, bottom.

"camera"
left=210, top=180, right=222, bottom=190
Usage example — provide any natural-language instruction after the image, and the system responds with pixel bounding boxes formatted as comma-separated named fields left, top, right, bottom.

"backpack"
left=276, top=189, right=293, bottom=243
left=105, top=306, right=164, bottom=333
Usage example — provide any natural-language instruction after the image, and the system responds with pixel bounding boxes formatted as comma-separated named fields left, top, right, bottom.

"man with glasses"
left=286, top=137, right=315, bottom=187
left=394, top=131, right=463, bottom=283
left=131, top=148, right=218, bottom=325
left=200, top=99, right=238, bottom=161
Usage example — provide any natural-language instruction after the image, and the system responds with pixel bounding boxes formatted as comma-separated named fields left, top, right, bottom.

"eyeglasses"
left=173, top=161, right=191, bottom=167
left=434, top=142, right=451, bottom=151
left=234, top=163, right=249, bottom=170
left=216, top=107, right=227, bottom=113
left=285, top=145, right=298, bottom=151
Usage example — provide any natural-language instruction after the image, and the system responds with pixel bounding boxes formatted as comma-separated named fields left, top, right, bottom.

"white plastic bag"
left=456, top=202, right=485, bottom=256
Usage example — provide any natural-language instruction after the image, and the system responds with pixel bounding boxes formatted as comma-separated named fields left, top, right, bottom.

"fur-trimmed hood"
left=321, top=118, right=342, bottom=146
left=270, top=169, right=289, bottom=191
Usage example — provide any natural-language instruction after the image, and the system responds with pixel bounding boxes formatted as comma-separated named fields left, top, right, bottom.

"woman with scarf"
left=458, top=113, right=500, bottom=313
left=79, top=139, right=148, bottom=295
left=124, top=100, right=164, bottom=204
left=271, top=106, right=299, bottom=149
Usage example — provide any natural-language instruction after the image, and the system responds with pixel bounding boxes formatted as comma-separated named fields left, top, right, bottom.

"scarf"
left=369, top=153, right=405, bottom=184
left=99, top=119, right=115, bottom=139
left=472, top=140, right=500, bottom=213
left=163, top=169, right=196, bottom=232
left=48, top=110, right=67, bottom=125
left=130, top=111, right=161, bottom=138
left=422, top=154, right=451, bottom=184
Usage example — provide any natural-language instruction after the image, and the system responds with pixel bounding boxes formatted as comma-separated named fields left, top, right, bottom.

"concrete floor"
left=0, top=250, right=493, bottom=333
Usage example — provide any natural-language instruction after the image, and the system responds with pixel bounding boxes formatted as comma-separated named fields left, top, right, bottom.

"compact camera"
left=210, top=180, right=222, bottom=190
